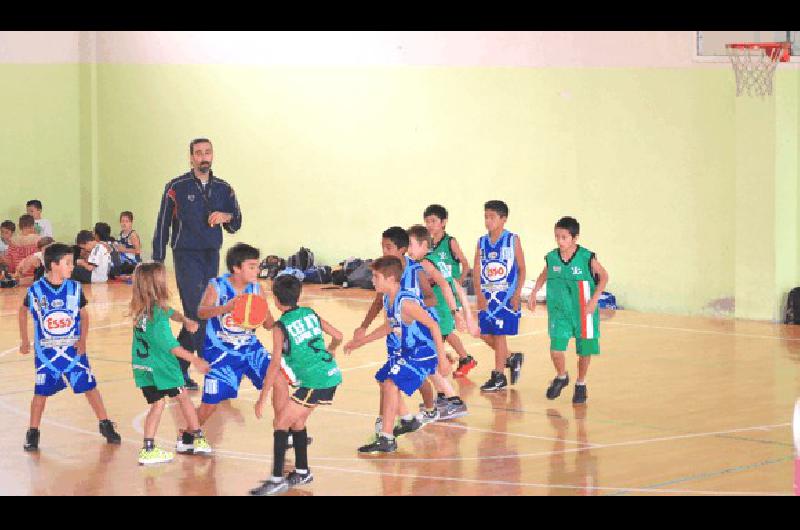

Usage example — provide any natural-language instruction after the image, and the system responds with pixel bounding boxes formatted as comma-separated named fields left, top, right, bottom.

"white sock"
left=270, top=476, right=283, bottom=483
left=557, top=374, right=568, bottom=380
left=294, top=468, right=308, bottom=475
left=576, top=381, right=586, bottom=386
left=401, top=414, right=414, bottom=421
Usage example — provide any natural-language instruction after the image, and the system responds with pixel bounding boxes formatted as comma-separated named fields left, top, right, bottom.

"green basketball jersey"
left=426, top=233, right=462, bottom=312
left=132, top=306, right=185, bottom=390
left=545, top=246, right=600, bottom=340
left=277, top=307, right=342, bottom=389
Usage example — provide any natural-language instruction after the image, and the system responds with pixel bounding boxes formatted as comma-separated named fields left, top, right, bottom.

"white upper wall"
left=0, top=31, right=81, bottom=63
left=0, top=31, right=739, bottom=68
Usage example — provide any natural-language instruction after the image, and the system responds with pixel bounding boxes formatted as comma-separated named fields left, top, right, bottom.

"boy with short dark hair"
left=26, top=200, right=53, bottom=238
left=250, top=275, right=343, bottom=496
left=115, top=211, right=141, bottom=274
left=406, top=224, right=473, bottom=420
left=16, top=236, right=54, bottom=284
left=73, top=229, right=112, bottom=284
left=345, top=256, right=448, bottom=454
left=473, top=200, right=526, bottom=392
left=18, top=243, right=121, bottom=451
left=6, top=215, right=41, bottom=274
left=0, top=220, right=15, bottom=260
left=527, top=216, right=608, bottom=404
left=423, top=204, right=478, bottom=377
left=192, top=242, right=294, bottom=452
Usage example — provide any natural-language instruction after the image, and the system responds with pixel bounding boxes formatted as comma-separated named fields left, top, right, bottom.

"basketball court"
left=0, top=279, right=796, bottom=495
left=0, top=30, right=799, bottom=496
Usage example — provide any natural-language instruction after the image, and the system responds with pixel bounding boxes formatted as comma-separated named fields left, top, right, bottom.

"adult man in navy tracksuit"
left=152, top=138, right=242, bottom=390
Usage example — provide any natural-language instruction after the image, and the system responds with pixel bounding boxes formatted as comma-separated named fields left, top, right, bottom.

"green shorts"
left=433, top=303, right=455, bottom=337
left=549, top=314, right=600, bottom=356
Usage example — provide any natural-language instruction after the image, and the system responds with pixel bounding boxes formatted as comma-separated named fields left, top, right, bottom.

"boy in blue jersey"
left=473, top=200, right=527, bottom=392
left=352, top=227, right=464, bottom=436
left=188, top=243, right=294, bottom=452
left=18, top=243, right=121, bottom=451
left=345, top=256, right=448, bottom=454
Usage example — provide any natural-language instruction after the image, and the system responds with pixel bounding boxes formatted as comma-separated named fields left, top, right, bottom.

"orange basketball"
left=231, top=294, right=268, bottom=329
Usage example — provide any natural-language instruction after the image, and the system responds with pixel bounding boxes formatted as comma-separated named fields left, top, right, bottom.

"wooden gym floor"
left=0, top=279, right=797, bottom=496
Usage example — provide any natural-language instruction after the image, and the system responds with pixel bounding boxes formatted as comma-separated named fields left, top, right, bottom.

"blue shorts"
left=34, top=353, right=97, bottom=397
left=479, top=307, right=520, bottom=336
left=201, top=345, right=277, bottom=405
left=375, top=350, right=438, bottom=396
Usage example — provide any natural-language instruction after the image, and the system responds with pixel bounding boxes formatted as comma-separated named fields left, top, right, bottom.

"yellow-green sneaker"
left=138, top=447, right=174, bottom=465
left=193, top=436, right=213, bottom=455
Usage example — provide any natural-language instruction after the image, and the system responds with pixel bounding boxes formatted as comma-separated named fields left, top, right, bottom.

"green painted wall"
left=0, top=65, right=87, bottom=241
left=6, top=62, right=798, bottom=320
left=94, top=65, right=739, bottom=316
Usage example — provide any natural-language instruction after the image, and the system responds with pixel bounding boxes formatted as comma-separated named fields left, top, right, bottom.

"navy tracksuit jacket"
left=152, top=170, right=242, bottom=368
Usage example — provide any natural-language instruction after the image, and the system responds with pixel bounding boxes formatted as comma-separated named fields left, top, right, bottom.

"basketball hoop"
left=725, top=41, right=791, bottom=97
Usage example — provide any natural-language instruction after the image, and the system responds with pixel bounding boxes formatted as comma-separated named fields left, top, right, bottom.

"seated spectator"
left=72, top=227, right=112, bottom=284
left=115, top=211, right=141, bottom=274
left=0, top=220, right=15, bottom=262
left=16, top=236, right=55, bottom=285
left=26, top=199, right=53, bottom=238
left=5, top=215, right=40, bottom=273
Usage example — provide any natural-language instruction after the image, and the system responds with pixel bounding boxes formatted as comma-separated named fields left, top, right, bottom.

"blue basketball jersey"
left=203, top=274, right=261, bottom=356
left=400, top=255, right=423, bottom=298
left=478, top=230, right=519, bottom=317
left=118, top=230, right=141, bottom=264
left=27, top=279, right=84, bottom=374
left=384, top=289, right=439, bottom=361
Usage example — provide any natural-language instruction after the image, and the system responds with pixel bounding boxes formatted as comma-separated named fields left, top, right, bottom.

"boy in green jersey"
left=250, top=275, right=343, bottom=496
left=423, top=204, right=478, bottom=377
left=130, top=262, right=213, bottom=465
left=527, top=217, right=609, bottom=404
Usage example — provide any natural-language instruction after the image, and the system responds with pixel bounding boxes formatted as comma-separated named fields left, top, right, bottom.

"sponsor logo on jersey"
left=553, top=266, right=561, bottom=272
left=483, top=261, right=508, bottom=282
left=44, top=311, right=74, bottom=335
left=222, top=314, right=245, bottom=333
left=188, top=194, right=196, bottom=202
left=51, top=299, right=64, bottom=309
left=39, top=297, right=49, bottom=310
left=488, top=251, right=498, bottom=259
left=571, top=266, right=583, bottom=275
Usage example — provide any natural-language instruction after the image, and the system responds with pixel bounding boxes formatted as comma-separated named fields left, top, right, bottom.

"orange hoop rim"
left=725, top=41, right=792, bottom=62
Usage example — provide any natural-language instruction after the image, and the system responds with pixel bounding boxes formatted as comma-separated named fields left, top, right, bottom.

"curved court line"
left=185, top=446, right=791, bottom=496
left=3, top=395, right=786, bottom=496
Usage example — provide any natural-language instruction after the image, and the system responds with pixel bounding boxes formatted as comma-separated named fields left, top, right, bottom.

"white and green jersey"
left=277, top=307, right=342, bottom=389
left=545, top=246, right=599, bottom=340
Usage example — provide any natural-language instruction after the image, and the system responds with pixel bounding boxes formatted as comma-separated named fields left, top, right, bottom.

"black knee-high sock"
left=293, top=428, right=309, bottom=471
left=273, top=430, right=290, bottom=479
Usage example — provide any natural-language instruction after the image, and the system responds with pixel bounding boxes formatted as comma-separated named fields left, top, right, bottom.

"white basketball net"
left=726, top=45, right=785, bottom=97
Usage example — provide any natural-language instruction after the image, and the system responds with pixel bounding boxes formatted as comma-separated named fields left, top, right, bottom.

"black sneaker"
left=250, top=478, right=289, bottom=496
left=393, top=417, right=422, bottom=437
left=184, top=376, right=199, bottom=391
left=24, top=428, right=39, bottom=452
left=507, top=352, right=524, bottom=384
left=572, top=384, right=588, bottom=404
left=480, top=371, right=508, bottom=392
left=286, top=470, right=314, bottom=487
left=358, top=434, right=398, bottom=454
left=99, top=420, right=122, bottom=444
left=546, top=374, right=570, bottom=400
